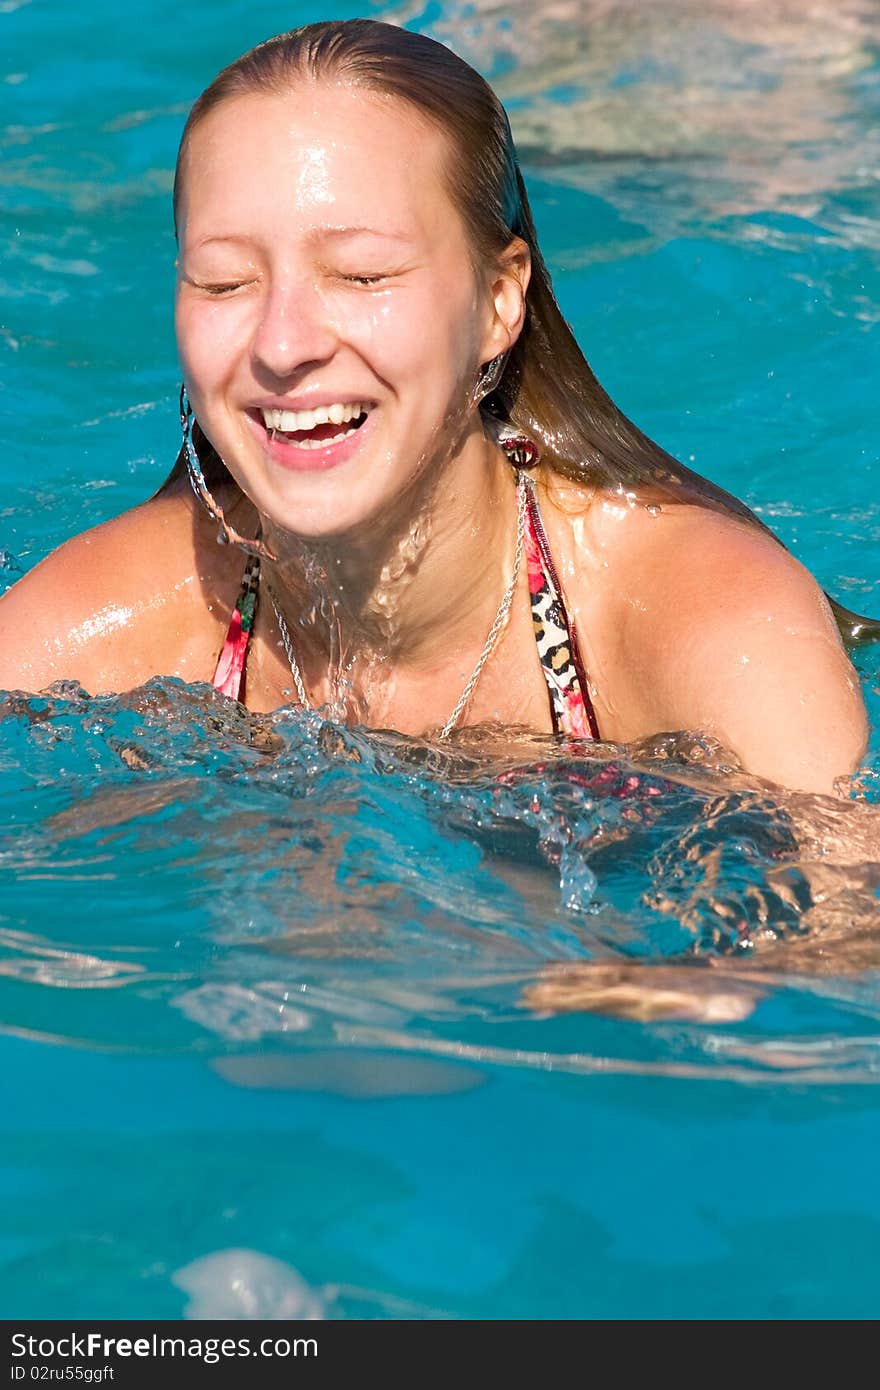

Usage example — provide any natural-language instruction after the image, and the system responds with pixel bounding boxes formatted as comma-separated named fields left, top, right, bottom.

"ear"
left=479, top=236, right=531, bottom=364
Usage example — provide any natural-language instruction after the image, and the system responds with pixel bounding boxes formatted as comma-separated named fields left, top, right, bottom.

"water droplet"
left=558, top=846, right=598, bottom=914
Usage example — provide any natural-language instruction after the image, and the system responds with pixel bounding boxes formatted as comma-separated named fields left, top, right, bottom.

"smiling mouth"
left=259, top=402, right=372, bottom=450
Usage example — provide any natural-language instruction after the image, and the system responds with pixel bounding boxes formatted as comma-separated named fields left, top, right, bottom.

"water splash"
left=2, top=677, right=879, bottom=1078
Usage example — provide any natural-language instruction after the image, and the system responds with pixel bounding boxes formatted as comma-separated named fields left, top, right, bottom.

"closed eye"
left=182, top=275, right=257, bottom=296
left=198, top=281, right=253, bottom=296
left=341, top=273, right=389, bottom=286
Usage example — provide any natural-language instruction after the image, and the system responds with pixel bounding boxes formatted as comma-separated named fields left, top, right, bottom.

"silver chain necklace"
left=268, top=469, right=529, bottom=740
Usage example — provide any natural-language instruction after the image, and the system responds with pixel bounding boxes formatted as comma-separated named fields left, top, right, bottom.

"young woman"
left=0, top=19, right=870, bottom=795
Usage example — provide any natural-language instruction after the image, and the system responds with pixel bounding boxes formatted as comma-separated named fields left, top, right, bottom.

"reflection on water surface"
left=2, top=678, right=879, bottom=1086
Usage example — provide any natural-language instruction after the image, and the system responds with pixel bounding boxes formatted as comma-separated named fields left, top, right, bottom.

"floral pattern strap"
left=212, top=552, right=260, bottom=701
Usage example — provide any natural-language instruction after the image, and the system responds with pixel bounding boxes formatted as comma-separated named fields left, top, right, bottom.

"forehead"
left=178, top=82, right=458, bottom=247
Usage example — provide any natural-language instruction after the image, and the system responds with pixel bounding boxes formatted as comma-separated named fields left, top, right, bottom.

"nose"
left=251, top=275, right=340, bottom=381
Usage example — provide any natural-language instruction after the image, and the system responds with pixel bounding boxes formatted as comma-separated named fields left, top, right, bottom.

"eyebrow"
left=190, top=235, right=257, bottom=252
left=313, top=225, right=414, bottom=243
left=190, top=226, right=415, bottom=252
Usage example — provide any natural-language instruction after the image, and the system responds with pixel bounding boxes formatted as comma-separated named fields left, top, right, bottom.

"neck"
left=259, top=422, right=521, bottom=718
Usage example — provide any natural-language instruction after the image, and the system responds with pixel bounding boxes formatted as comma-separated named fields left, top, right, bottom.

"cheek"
left=341, top=283, right=478, bottom=393
left=175, top=297, right=251, bottom=388
left=352, top=297, right=425, bottom=374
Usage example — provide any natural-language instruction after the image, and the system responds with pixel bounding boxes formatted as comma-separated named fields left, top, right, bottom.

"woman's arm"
left=0, top=493, right=231, bottom=695
left=620, top=507, right=868, bottom=794
left=0, top=522, right=139, bottom=694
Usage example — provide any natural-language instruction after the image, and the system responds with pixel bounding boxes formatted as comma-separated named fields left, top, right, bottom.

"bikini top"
left=212, top=439, right=601, bottom=740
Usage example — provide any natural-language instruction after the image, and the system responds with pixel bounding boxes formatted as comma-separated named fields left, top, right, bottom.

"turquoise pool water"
left=3, top=0, right=880, bottom=1319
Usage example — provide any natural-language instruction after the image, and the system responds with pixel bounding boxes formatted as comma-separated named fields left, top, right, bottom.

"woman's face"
left=175, top=81, right=507, bottom=540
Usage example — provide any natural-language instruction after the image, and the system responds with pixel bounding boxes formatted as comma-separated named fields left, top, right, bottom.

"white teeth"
left=260, top=401, right=368, bottom=431
left=276, top=428, right=358, bottom=450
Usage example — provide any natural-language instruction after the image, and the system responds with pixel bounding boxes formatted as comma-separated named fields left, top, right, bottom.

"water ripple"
left=1, top=678, right=879, bottom=1078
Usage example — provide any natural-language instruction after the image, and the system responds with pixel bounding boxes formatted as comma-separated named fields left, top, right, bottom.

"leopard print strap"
left=520, top=473, right=600, bottom=741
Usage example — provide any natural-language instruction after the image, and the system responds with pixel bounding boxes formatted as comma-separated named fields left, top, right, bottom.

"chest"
left=241, top=569, right=562, bottom=737
left=218, top=488, right=646, bottom=743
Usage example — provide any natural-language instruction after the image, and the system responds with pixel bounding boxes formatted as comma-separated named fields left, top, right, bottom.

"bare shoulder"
left=0, top=480, right=246, bottom=695
left=610, top=498, right=821, bottom=627
left=602, top=498, right=868, bottom=792
left=613, top=499, right=839, bottom=664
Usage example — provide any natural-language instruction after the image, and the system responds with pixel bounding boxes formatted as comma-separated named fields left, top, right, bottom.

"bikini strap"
left=517, top=468, right=601, bottom=742
left=212, top=552, right=261, bottom=701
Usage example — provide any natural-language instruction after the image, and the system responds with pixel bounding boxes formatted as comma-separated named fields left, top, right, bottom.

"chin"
left=261, top=464, right=434, bottom=548
left=260, top=485, right=396, bottom=545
